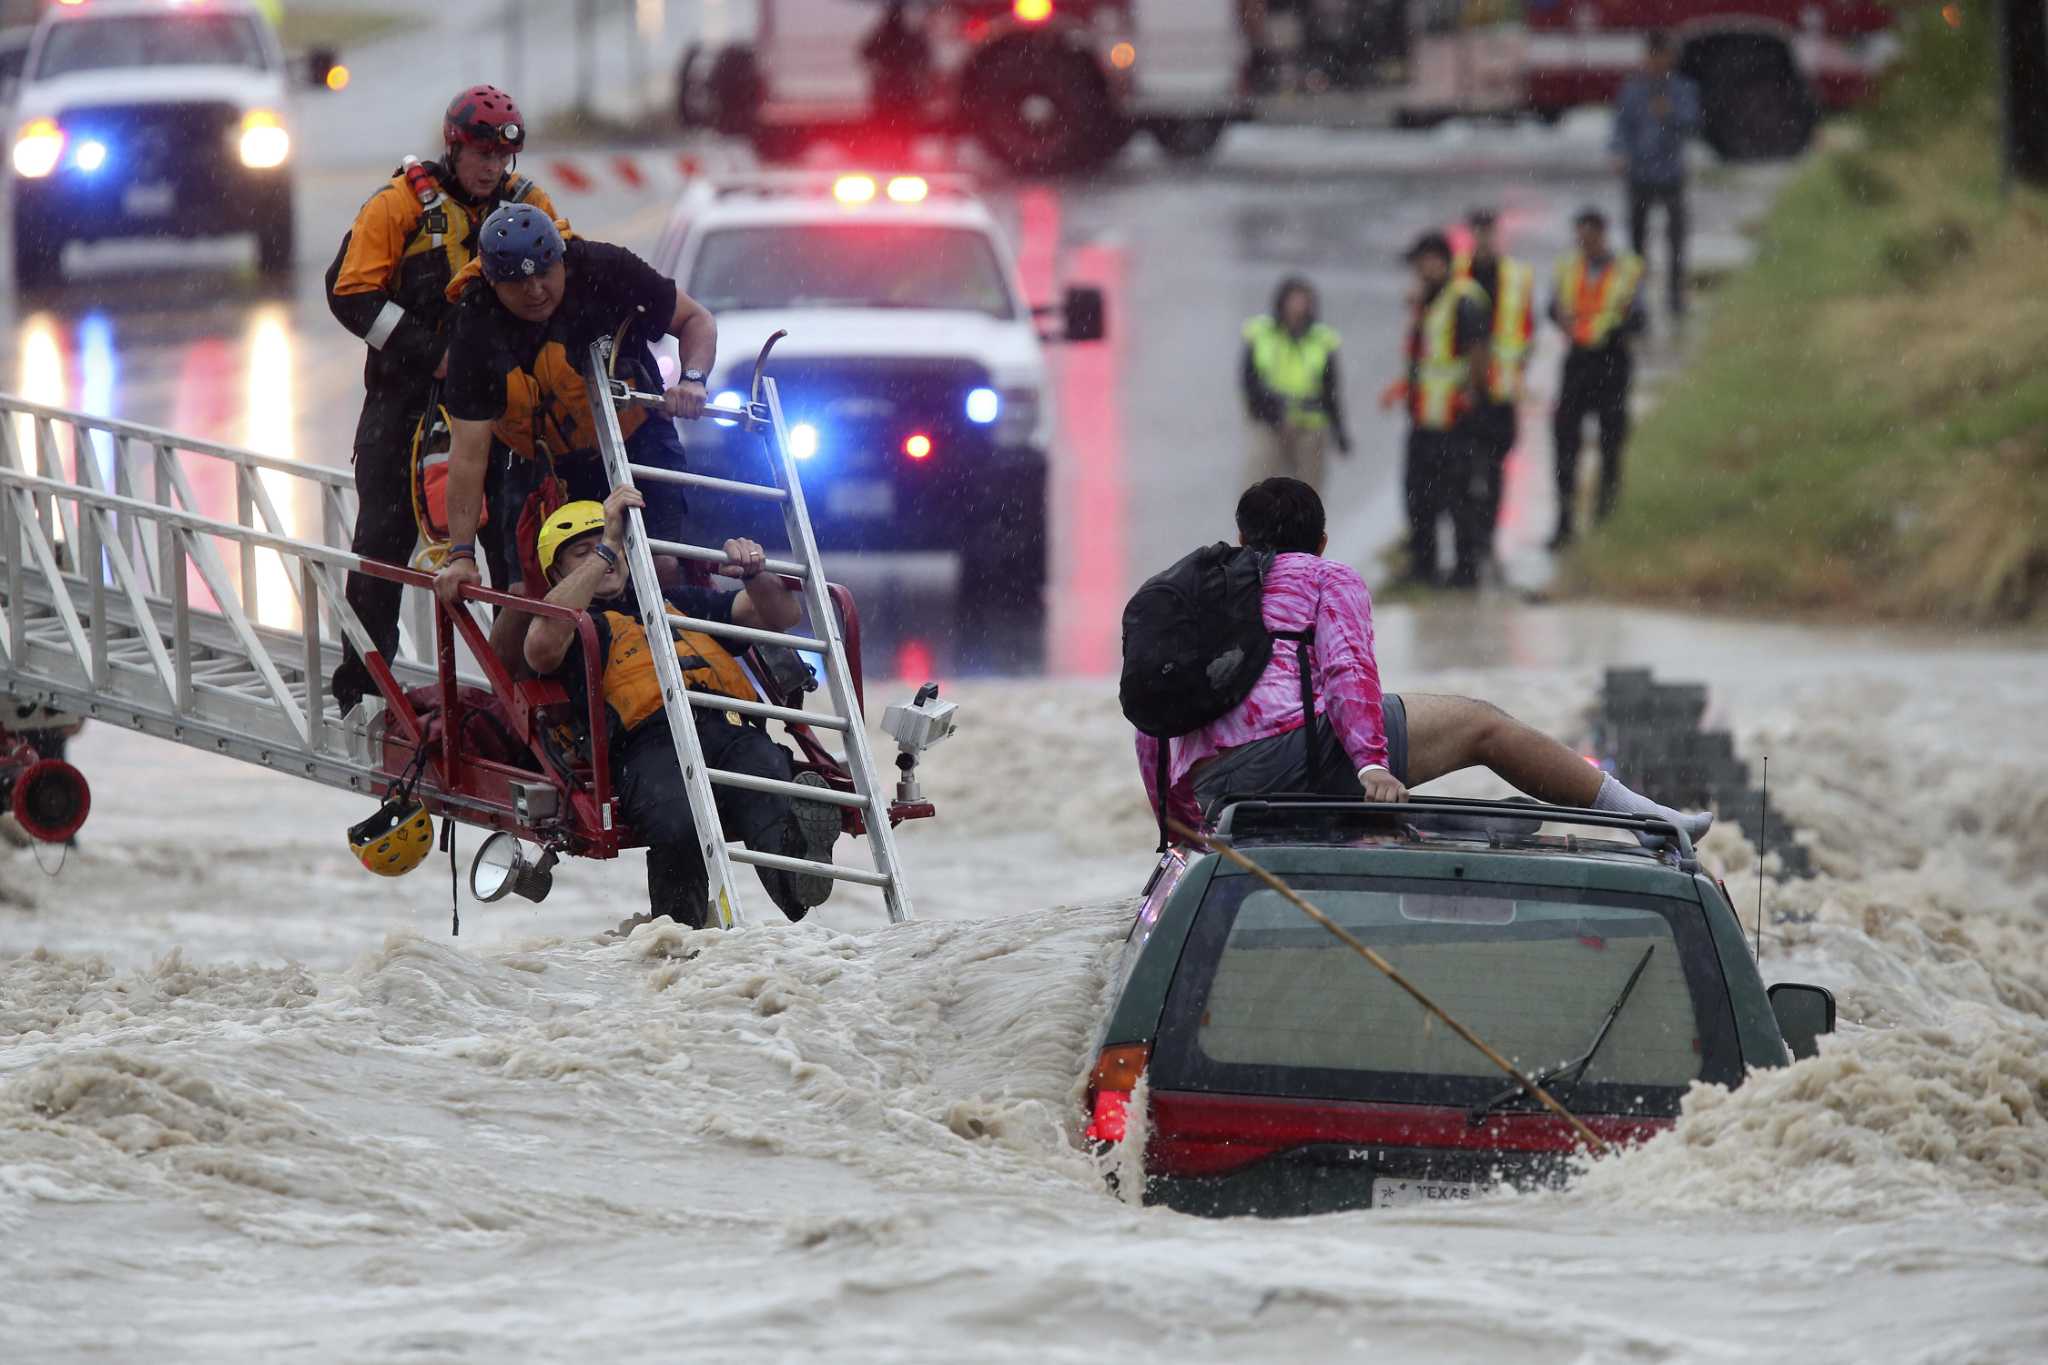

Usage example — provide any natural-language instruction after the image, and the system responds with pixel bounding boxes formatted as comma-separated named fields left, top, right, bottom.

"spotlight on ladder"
left=470, top=832, right=559, bottom=904
left=882, top=683, right=959, bottom=806
left=0, top=742, right=91, bottom=845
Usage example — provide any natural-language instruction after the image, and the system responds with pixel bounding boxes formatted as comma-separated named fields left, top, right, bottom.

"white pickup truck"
left=649, top=171, right=1104, bottom=611
left=3, top=0, right=339, bottom=288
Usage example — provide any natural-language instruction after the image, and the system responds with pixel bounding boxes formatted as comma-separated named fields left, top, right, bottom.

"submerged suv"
left=649, top=171, right=1103, bottom=612
left=1085, top=797, right=1836, bottom=1217
left=5, top=0, right=337, bottom=287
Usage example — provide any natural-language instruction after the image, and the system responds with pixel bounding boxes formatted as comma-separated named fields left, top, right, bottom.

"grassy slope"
left=1569, top=13, right=2048, bottom=623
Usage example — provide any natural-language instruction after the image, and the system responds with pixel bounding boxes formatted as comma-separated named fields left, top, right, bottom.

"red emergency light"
left=903, top=433, right=933, bottom=460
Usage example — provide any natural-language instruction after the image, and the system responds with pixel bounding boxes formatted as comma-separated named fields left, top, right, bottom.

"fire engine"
left=677, top=0, right=1900, bottom=175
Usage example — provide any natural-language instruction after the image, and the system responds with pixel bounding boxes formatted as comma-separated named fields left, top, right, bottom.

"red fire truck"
left=678, top=0, right=1901, bottom=174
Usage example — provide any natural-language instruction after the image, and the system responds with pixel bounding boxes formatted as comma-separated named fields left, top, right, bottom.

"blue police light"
left=966, top=387, right=1000, bottom=424
left=712, top=389, right=744, bottom=428
left=74, top=140, right=108, bottom=173
left=789, top=422, right=820, bottom=460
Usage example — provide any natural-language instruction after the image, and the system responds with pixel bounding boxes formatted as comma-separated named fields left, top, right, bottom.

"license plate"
left=122, top=183, right=175, bottom=217
left=825, top=479, right=895, bottom=520
left=1371, top=1178, right=1480, bottom=1209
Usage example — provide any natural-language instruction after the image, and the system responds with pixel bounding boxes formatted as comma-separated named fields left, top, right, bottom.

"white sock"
left=1593, top=773, right=1713, bottom=847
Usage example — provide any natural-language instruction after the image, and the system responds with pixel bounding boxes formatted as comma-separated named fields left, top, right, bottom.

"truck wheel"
left=12, top=215, right=61, bottom=291
left=966, top=42, right=1118, bottom=176
left=256, top=199, right=294, bottom=278
left=707, top=46, right=764, bottom=138
left=1696, top=41, right=1816, bottom=161
left=1149, top=117, right=1227, bottom=161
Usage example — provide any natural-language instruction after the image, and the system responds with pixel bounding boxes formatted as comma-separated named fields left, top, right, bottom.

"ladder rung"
left=646, top=537, right=809, bottom=581
left=730, top=845, right=891, bottom=889
left=663, top=612, right=819, bottom=656
left=628, top=463, right=789, bottom=503
left=683, top=689, right=848, bottom=732
left=706, top=767, right=871, bottom=809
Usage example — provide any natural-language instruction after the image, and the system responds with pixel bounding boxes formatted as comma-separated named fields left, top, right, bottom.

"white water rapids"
left=3, top=651, right=2045, bottom=1362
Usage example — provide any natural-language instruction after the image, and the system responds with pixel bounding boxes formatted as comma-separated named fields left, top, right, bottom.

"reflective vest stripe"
left=1453, top=253, right=1535, bottom=403
left=1410, top=278, right=1486, bottom=431
left=1244, top=316, right=1340, bottom=430
left=1556, top=251, right=1644, bottom=349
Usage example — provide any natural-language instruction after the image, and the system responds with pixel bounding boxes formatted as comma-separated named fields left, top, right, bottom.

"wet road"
left=2, top=63, right=1787, bottom=682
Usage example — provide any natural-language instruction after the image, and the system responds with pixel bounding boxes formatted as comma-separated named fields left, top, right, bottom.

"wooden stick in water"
left=1169, top=819, right=1613, bottom=1157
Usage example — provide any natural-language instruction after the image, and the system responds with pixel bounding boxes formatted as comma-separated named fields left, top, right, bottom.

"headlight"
left=238, top=110, right=290, bottom=169
left=12, top=119, right=64, bottom=179
left=995, top=386, right=1040, bottom=445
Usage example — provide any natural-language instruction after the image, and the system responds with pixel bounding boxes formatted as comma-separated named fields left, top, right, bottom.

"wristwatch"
left=681, top=369, right=707, bottom=385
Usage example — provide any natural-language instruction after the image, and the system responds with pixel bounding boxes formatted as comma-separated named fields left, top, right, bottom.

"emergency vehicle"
left=3, top=0, right=340, bottom=288
left=677, top=0, right=1900, bottom=174
left=648, top=171, right=1104, bottom=610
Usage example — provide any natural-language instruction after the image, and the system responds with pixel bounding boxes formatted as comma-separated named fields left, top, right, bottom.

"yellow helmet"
left=536, top=500, right=607, bottom=577
left=348, top=797, right=436, bottom=877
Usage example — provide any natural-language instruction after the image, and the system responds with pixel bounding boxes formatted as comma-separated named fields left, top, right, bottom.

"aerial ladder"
left=0, top=341, right=948, bottom=927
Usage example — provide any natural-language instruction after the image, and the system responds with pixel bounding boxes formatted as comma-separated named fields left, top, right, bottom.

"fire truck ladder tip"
left=590, top=337, right=916, bottom=928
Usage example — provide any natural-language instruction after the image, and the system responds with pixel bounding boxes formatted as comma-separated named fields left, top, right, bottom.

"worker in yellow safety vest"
left=1240, top=276, right=1353, bottom=491
left=1454, top=208, right=1534, bottom=563
left=1547, top=207, right=1646, bottom=548
left=1379, top=232, right=1492, bottom=589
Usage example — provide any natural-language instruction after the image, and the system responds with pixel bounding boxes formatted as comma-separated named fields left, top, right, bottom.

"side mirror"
left=303, top=46, right=347, bottom=92
left=1033, top=285, right=1106, bottom=343
left=1768, top=982, right=1836, bottom=1061
left=1062, top=285, right=1106, bottom=342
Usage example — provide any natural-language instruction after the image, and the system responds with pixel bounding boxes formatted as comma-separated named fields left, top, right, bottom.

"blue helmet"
left=478, top=203, right=564, bottom=283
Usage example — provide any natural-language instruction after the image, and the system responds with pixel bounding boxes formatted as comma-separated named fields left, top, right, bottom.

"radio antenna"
left=1755, top=755, right=1769, bottom=960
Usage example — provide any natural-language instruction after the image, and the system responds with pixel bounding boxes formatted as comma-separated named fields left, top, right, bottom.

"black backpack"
left=1119, top=543, right=1316, bottom=847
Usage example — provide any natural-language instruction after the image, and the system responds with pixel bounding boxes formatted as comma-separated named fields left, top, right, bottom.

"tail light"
left=1083, top=1042, right=1148, bottom=1143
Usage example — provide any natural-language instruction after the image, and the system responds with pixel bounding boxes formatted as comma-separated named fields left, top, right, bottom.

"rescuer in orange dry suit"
left=326, top=85, right=556, bottom=709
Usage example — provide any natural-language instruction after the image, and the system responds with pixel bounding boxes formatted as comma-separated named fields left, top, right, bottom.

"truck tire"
left=707, top=46, right=764, bottom=138
left=1149, top=117, right=1227, bottom=162
left=256, top=198, right=294, bottom=278
left=1694, top=39, right=1816, bottom=162
left=12, top=214, right=61, bottom=291
left=965, top=41, right=1119, bottom=176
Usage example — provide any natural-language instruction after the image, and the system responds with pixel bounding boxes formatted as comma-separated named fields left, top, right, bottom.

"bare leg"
left=1398, top=692, right=1711, bottom=842
left=1399, top=693, right=1602, bottom=804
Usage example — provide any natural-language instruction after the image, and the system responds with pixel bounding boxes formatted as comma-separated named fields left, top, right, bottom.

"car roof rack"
left=1209, top=793, right=1699, bottom=874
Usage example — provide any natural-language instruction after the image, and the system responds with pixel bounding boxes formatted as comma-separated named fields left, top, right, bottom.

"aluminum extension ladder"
left=586, top=337, right=914, bottom=927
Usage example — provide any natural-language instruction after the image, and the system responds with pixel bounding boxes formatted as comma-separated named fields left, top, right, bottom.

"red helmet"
left=444, top=85, right=526, bottom=152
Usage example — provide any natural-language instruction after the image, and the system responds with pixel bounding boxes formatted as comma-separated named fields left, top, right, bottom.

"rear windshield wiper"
left=1467, top=943, right=1657, bottom=1126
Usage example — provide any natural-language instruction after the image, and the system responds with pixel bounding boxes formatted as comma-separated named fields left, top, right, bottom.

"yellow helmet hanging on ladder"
left=347, top=797, right=435, bottom=877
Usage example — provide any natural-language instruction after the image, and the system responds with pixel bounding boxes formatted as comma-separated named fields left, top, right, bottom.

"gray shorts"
left=1191, top=693, right=1409, bottom=817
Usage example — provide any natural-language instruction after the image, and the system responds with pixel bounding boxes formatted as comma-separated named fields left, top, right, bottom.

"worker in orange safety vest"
left=1547, top=207, right=1646, bottom=549
left=1454, top=207, right=1535, bottom=566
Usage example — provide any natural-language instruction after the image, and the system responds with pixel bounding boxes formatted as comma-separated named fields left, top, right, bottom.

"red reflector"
left=903, top=433, right=933, bottom=460
left=1085, top=1090, right=1130, bottom=1143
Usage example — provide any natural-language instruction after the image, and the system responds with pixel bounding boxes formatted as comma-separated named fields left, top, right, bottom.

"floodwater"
left=3, top=16, right=2044, bottom=1360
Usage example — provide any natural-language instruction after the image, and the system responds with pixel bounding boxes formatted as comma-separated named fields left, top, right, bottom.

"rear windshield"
left=35, top=16, right=268, bottom=78
left=686, top=225, right=1016, bottom=318
left=1150, top=875, right=1741, bottom=1116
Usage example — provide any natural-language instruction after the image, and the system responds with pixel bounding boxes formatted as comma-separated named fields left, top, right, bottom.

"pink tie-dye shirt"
left=1135, top=552, right=1387, bottom=833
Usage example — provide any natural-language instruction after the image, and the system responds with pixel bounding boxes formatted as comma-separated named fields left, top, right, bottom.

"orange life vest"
left=599, top=606, right=756, bottom=732
left=1555, top=249, right=1645, bottom=350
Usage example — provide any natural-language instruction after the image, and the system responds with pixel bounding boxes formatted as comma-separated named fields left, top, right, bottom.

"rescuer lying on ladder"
left=519, top=487, right=841, bottom=929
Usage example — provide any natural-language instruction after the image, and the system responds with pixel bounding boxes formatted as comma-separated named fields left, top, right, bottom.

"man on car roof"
left=1133, top=477, right=1713, bottom=846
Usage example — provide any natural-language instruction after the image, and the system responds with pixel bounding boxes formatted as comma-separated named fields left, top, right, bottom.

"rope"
left=1167, top=818, right=1613, bottom=1156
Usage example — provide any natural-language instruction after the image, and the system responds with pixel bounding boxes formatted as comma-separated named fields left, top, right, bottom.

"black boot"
left=756, top=771, right=840, bottom=921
